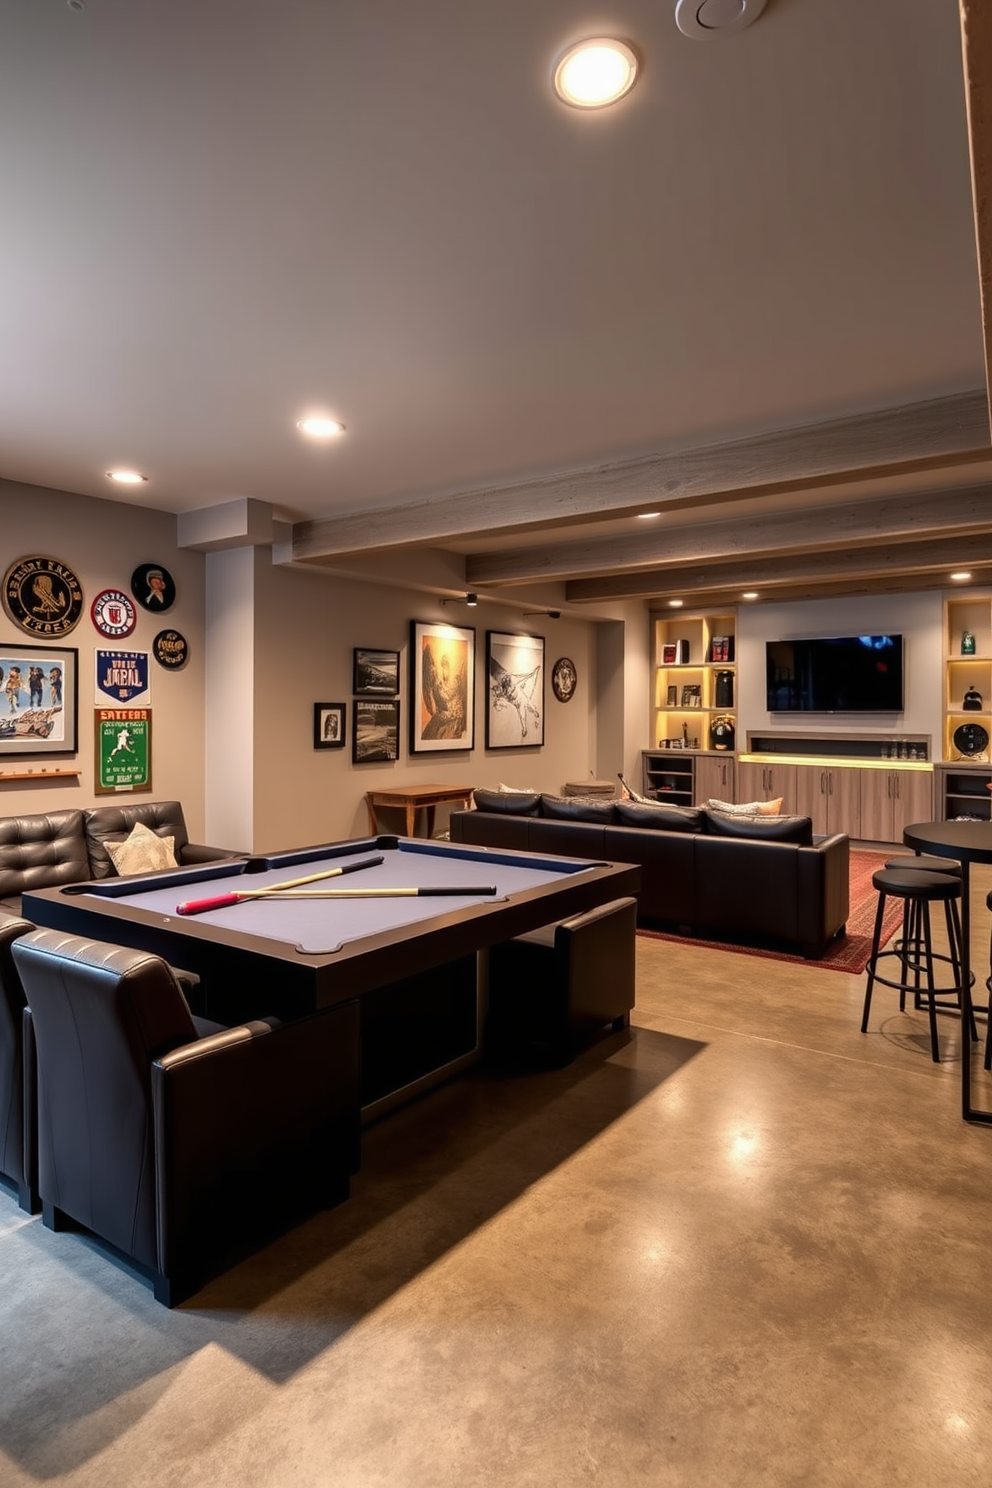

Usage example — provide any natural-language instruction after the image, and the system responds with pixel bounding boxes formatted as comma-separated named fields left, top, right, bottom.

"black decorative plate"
left=953, top=722, right=989, bottom=757
left=3, top=554, right=84, bottom=636
left=552, top=656, right=577, bottom=703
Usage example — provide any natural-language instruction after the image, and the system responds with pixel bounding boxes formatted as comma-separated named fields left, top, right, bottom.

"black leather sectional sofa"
left=450, top=791, right=850, bottom=959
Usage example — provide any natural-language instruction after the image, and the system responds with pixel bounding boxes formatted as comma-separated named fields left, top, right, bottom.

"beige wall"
left=0, top=480, right=207, bottom=833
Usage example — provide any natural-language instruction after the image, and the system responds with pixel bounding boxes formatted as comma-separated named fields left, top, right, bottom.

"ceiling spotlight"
left=466, top=593, right=478, bottom=607
left=950, top=572, right=972, bottom=583
left=668, top=599, right=684, bottom=608
left=742, top=591, right=759, bottom=600
left=553, top=37, right=638, bottom=109
left=296, top=416, right=345, bottom=438
left=637, top=512, right=661, bottom=520
left=106, top=470, right=147, bottom=484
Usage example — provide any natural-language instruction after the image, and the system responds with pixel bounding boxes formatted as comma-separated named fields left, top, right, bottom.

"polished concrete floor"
left=4, top=883, right=992, bottom=1487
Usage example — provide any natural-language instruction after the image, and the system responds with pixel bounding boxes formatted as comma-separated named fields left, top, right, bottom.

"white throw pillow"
left=497, top=782, right=538, bottom=794
left=106, top=821, right=178, bottom=876
left=708, top=797, right=784, bottom=817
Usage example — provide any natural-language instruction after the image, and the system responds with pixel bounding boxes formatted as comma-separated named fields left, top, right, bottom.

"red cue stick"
left=176, top=854, right=384, bottom=916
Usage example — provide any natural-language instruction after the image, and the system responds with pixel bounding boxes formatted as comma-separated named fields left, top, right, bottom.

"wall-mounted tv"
left=766, top=634, right=904, bottom=713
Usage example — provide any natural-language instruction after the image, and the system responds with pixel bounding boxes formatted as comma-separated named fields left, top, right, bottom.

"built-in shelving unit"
left=641, top=750, right=695, bottom=804
left=935, top=762, right=992, bottom=821
left=944, top=593, right=992, bottom=764
left=651, top=609, right=736, bottom=753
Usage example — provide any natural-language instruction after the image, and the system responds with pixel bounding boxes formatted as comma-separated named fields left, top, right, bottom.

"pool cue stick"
left=236, top=885, right=499, bottom=899
left=176, top=854, right=384, bottom=915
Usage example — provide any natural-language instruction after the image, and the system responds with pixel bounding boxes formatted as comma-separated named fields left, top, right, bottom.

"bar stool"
left=883, top=854, right=966, bottom=1010
left=861, top=868, right=973, bottom=1062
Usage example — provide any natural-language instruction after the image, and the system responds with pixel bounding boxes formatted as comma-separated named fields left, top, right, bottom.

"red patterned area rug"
left=636, top=849, right=903, bottom=974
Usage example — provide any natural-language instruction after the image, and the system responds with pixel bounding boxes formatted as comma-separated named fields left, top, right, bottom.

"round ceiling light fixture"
left=637, top=511, right=661, bottom=519
left=668, top=598, right=684, bottom=608
left=553, top=38, right=639, bottom=110
left=675, top=0, right=767, bottom=40
left=742, top=591, right=759, bottom=600
left=296, top=416, right=345, bottom=438
left=106, top=469, right=147, bottom=484
left=950, top=571, right=972, bottom=582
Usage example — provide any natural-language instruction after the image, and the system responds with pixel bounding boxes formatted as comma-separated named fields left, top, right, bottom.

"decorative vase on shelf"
left=963, top=687, right=983, bottom=711
left=962, top=629, right=977, bottom=655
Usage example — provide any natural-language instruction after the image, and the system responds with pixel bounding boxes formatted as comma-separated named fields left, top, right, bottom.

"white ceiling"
left=0, top=0, right=988, bottom=602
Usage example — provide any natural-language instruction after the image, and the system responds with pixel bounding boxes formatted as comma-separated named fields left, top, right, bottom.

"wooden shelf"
left=0, top=768, right=80, bottom=782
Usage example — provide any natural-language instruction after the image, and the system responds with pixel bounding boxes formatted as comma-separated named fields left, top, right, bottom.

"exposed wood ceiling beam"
left=292, top=392, right=990, bottom=562
left=614, top=569, right=992, bottom=612
left=961, top=0, right=992, bottom=440
left=467, top=486, right=992, bottom=587
left=565, top=535, right=992, bottom=603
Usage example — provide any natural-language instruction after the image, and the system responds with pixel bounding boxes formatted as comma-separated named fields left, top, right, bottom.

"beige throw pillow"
left=106, top=821, right=178, bottom=876
left=708, top=796, right=784, bottom=817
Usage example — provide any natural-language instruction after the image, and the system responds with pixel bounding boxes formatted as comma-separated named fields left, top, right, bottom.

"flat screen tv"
left=766, top=634, right=904, bottom=713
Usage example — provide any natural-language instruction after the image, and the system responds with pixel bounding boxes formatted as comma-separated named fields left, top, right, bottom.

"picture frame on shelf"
left=485, top=630, right=544, bottom=749
left=353, top=698, right=400, bottom=763
left=710, top=635, right=732, bottom=663
left=666, top=684, right=678, bottom=707
left=409, top=619, right=475, bottom=752
left=353, top=648, right=400, bottom=696
left=681, top=684, right=702, bottom=708
left=661, top=639, right=689, bottom=665
left=313, top=701, right=346, bottom=749
left=0, top=642, right=77, bottom=756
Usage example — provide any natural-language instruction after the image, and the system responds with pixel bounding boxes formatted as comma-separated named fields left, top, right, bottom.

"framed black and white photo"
left=353, top=648, right=400, bottom=696
left=681, top=683, right=702, bottom=708
left=486, top=631, right=544, bottom=749
left=0, top=643, right=77, bottom=756
left=313, top=701, right=346, bottom=750
left=410, top=619, right=475, bottom=753
left=353, top=698, right=400, bottom=763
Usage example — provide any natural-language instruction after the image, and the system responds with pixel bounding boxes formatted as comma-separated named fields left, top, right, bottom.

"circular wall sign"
left=152, top=629, right=189, bottom=669
left=131, top=563, right=176, bottom=612
left=953, top=722, right=990, bottom=758
left=91, top=588, right=137, bottom=639
left=551, top=656, right=577, bottom=703
left=2, top=554, right=84, bottom=636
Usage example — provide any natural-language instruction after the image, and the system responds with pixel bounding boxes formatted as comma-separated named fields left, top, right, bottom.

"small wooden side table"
left=365, top=783, right=475, bottom=838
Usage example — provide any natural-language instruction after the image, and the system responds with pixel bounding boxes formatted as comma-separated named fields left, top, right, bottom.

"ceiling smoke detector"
left=675, top=0, right=767, bottom=40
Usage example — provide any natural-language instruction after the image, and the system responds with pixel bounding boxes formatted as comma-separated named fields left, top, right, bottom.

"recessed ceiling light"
left=296, top=416, right=345, bottom=438
left=637, top=512, right=661, bottom=520
left=106, top=470, right=147, bottom=484
left=553, top=38, right=639, bottom=109
left=669, top=599, right=684, bottom=608
left=742, top=591, right=759, bottom=600
left=950, top=571, right=972, bottom=582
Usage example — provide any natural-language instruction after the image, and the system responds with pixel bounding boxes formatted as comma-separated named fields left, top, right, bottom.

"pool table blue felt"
left=82, top=838, right=604, bottom=954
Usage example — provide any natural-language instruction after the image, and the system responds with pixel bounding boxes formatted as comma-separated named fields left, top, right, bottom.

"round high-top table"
left=903, top=819, right=992, bottom=1122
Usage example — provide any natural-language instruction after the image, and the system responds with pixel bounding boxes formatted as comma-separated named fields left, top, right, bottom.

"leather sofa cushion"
left=0, top=810, right=90, bottom=901
left=472, top=788, right=541, bottom=816
left=540, top=795, right=618, bottom=823
left=705, top=809, right=813, bottom=846
left=615, top=800, right=704, bottom=832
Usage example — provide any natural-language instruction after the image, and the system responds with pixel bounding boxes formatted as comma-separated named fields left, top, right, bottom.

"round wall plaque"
left=953, top=722, right=989, bottom=758
left=153, top=629, right=189, bottom=669
left=551, top=656, right=577, bottom=703
left=3, top=554, right=84, bottom=636
left=91, top=588, right=137, bottom=639
left=131, top=563, right=176, bottom=612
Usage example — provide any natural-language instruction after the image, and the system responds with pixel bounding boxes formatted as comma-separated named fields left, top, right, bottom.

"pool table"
left=24, top=834, right=639, bottom=1116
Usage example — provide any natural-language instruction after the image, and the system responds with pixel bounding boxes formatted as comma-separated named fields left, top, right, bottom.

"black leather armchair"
left=12, top=929, right=360, bottom=1306
left=0, top=809, right=90, bottom=916
left=0, top=913, right=39, bottom=1212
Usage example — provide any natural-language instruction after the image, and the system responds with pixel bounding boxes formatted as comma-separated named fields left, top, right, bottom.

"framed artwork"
left=94, top=707, right=151, bottom=793
left=681, top=684, right=702, bottom=708
left=551, top=657, right=577, bottom=703
left=666, top=684, right=678, bottom=707
left=314, top=701, right=346, bottom=750
left=0, top=643, right=77, bottom=755
left=353, top=698, right=400, bottom=763
left=353, top=648, right=400, bottom=696
left=409, top=619, right=475, bottom=753
left=486, top=631, right=544, bottom=749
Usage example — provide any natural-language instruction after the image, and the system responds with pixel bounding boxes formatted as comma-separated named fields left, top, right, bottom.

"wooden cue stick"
left=238, top=885, right=498, bottom=898
left=176, top=854, right=384, bottom=915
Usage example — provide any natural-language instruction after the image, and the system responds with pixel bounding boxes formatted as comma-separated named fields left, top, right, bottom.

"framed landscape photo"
left=353, top=698, right=400, bottom=763
left=410, top=619, right=475, bottom=753
left=486, top=631, right=544, bottom=749
left=0, top=642, right=77, bottom=756
left=313, top=701, right=346, bottom=750
left=353, top=648, right=400, bottom=696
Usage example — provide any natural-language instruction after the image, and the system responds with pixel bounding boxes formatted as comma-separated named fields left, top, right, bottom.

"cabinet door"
left=795, top=764, right=829, bottom=834
left=891, top=769, right=933, bottom=839
left=826, top=766, right=861, bottom=837
left=857, top=769, right=893, bottom=842
left=736, top=760, right=796, bottom=811
left=694, top=754, right=735, bottom=806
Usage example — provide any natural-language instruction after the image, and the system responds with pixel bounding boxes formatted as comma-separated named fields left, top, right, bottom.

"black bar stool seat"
left=861, top=868, right=973, bottom=1063
left=884, top=854, right=962, bottom=878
